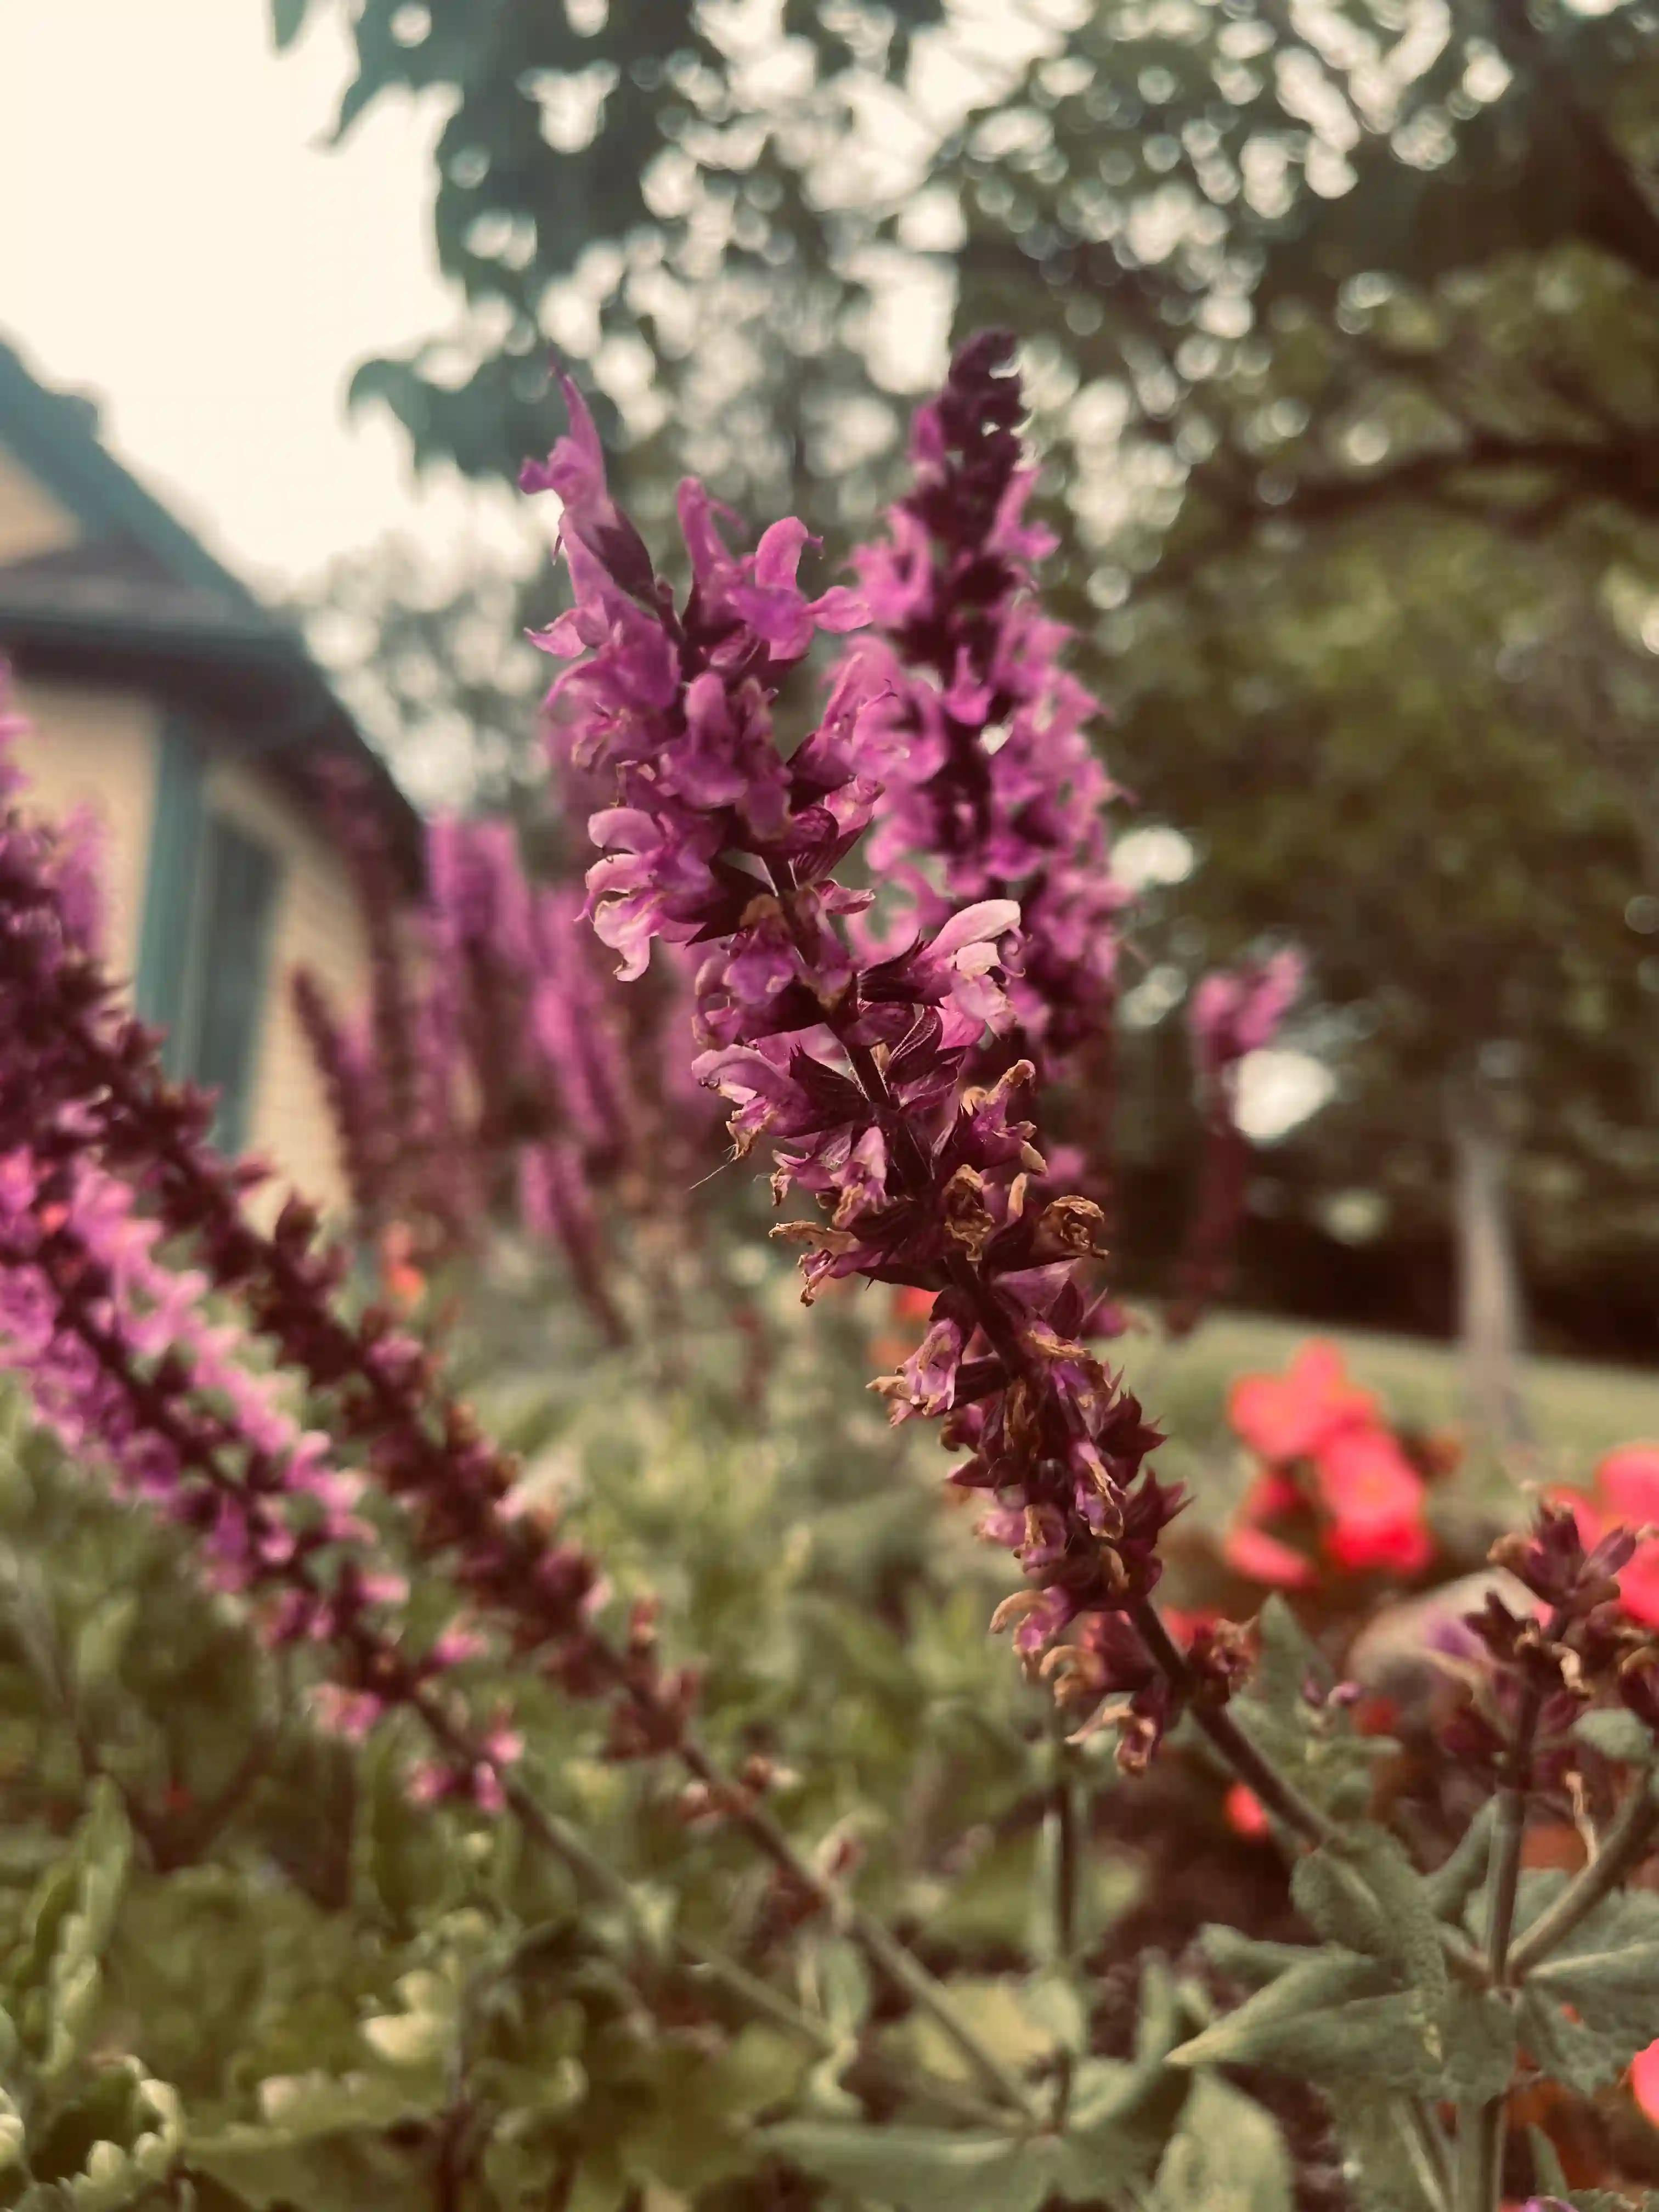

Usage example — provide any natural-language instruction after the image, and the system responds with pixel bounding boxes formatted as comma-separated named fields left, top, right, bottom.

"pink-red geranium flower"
left=1222, top=1522, right=1318, bottom=1590
left=1223, top=1341, right=1433, bottom=1583
left=1633, top=2035, right=1659, bottom=2126
left=1316, top=1428, right=1434, bottom=1575
left=1227, top=1340, right=1376, bottom=1464
left=1551, top=1441, right=1659, bottom=1628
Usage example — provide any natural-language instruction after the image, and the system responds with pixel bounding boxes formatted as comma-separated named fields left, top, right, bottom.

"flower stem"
left=1047, top=1708, right=1081, bottom=2130
left=1506, top=1778, right=1659, bottom=1977
left=1457, top=1611, right=1564, bottom=2212
left=673, top=1735, right=1045, bottom=2124
left=1126, top=1594, right=1336, bottom=1849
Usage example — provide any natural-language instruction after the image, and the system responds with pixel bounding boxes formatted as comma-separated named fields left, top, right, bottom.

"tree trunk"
left=1451, top=1079, right=1532, bottom=1455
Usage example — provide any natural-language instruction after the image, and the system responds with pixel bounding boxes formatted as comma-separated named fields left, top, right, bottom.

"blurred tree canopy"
left=284, top=0, right=1659, bottom=1357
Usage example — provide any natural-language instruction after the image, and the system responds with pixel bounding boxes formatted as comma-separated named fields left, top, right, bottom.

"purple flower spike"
left=845, top=331, right=1127, bottom=1076
left=532, top=350, right=1200, bottom=1770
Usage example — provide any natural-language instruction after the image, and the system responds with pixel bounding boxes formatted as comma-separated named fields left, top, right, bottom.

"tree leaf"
left=270, top=0, right=311, bottom=49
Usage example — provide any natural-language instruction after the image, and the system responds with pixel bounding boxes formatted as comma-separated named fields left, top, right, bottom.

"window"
left=136, top=723, right=282, bottom=1156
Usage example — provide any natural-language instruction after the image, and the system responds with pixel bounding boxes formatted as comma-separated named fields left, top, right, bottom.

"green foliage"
left=766, top=1984, right=1205, bottom=2211
left=1516, top=1872, right=1659, bottom=2090
left=7, top=1785, right=129, bottom=2085
left=1143, top=2074, right=1294, bottom=2212
left=267, top=0, right=309, bottom=52
left=1575, top=1707, right=1656, bottom=1767
left=1229, top=1598, right=1396, bottom=1820
left=1, top=1245, right=1657, bottom=2210
left=0, top=1316, right=1184, bottom=2212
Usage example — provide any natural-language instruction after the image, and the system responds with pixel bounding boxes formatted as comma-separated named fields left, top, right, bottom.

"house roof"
left=0, top=336, right=419, bottom=872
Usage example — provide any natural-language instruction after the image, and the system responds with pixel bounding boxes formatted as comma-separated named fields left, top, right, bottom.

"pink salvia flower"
left=845, top=332, right=1127, bottom=1074
left=528, top=352, right=1207, bottom=1771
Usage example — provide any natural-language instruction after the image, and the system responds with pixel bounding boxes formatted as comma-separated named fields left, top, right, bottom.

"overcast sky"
left=0, top=2, right=527, bottom=591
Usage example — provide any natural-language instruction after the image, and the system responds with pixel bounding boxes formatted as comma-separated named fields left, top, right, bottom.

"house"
left=0, top=336, right=416, bottom=1212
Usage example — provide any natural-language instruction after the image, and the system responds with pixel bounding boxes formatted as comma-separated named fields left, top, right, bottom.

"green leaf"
left=1341, top=1827, right=1449, bottom=2045
left=1143, top=2074, right=1293, bottom=2212
left=71, top=1594, right=138, bottom=1698
left=1523, top=1885, right=1659, bottom=2079
left=187, top=2124, right=430, bottom=2212
left=1180, top=1989, right=1441, bottom=2091
left=1438, top=1987, right=1518, bottom=2104
left=1200, top=1927, right=1323, bottom=1990
left=360, top=1980, right=454, bottom=2072
left=1169, top=1951, right=1385, bottom=2071
left=699, top=2024, right=811, bottom=2121
left=763, top=2121, right=1063, bottom=2212
left=352, top=1739, right=458, bottom=1938
left=1517, top=1989, right=1634, bottom=2097
left=26, top=2061, right=183, bottom=2210
left=7, top=1781, right=131, bottom=2081
left=1424, top=1797, right=1497, bottom=1923
left=189, top=2074, right=438, bottom=2212
left=1292, top=1849, right=1392, bottom=1958
left=1060, top=2052, right=1190, bottom=2198
left=1326, top=2092, right=1446, bottom=2212
left=879, top=1978, right=1057, bottom=2091
left=1233, top=1601, right=1391, bottom=1818
left=807, top=1938, right=870, bottom=2042
left=1252, top=1597, right=1327, bottom=1714
left=1022, top=1971, right=1088, bottom=2057
left=1573, top=1708, right=1655, bottom=1767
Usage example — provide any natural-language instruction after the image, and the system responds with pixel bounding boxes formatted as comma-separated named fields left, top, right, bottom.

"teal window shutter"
left=133, top=720, right=284, bottom=1154
left=186, top=817, right=279, bottom=1155
left=134, top=720, right=206, bottom=1072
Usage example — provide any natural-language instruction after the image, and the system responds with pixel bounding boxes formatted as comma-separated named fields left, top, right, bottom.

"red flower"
left=1222, top=1342, right=1434, bottom=1584
left=1223, top=1782, right=1271, bottom=1839
left=1222, top=1523, right=1317, bottom=1589
left=1599, top=1441, right=1659, bottom=1525
left=1551, top=1444, right=1659, bottom=1628
left=1632, top=2036, right=1659, bottom=2127
left=1227, top=1340, right=1376, bottom=1464
left=1314, top=1428, right=1432, bottom=1576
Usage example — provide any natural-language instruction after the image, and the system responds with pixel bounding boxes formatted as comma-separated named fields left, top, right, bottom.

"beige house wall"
left=0, top=446, right=79, bottom=566
left=8, top=674, right=159, bottom=985
left=2, top=677, right=368, bottom=1216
